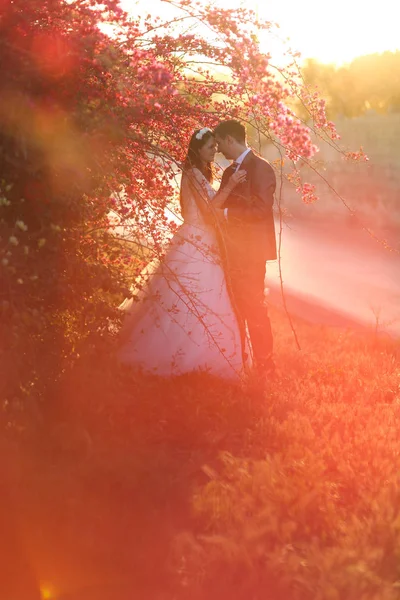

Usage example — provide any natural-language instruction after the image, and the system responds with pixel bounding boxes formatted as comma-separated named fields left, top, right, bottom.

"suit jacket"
left=220, top=150, right=277, bottom=262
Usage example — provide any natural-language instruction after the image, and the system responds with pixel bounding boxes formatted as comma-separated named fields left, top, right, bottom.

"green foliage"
left=0, top=0, right=152, bottom=413
left=169, top=324, right=400, bottom=599
left=301, top=52, right=400, bottom=118
left=7, top=311, right=399, bottom=599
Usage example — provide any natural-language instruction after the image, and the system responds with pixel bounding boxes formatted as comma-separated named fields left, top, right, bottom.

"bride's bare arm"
left=181, top=168, right=246, bottom=222
left=211, top=169, right=247, bottom=209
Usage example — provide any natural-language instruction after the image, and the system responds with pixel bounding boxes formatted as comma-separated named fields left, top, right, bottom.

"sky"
left=123, top=0, right=400, bottom=66
left=256, top=0, right=400, bottom=65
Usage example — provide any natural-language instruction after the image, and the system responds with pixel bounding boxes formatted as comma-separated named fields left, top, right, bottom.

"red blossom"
left=1, top=0, right=365, bottom=404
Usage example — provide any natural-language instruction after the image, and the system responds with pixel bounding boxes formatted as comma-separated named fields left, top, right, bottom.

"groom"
left=213, top=119, right=277, bottom=375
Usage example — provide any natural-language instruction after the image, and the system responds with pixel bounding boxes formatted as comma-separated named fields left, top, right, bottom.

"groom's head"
left=213, top=120, right=247, bottom=160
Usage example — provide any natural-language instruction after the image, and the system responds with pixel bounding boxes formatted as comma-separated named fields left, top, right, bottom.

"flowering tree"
left=0, top=0, right=363, bottom=411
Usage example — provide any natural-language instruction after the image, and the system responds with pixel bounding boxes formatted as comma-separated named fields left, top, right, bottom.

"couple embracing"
left=118, top=119, right=277, bottom=382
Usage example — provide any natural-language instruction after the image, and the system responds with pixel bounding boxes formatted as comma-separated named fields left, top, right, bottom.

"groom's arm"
left=226, top=160, right=275, bottom=223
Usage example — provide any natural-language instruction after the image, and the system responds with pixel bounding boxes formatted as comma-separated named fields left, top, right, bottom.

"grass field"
left=4, top=302, right=400, bottom=600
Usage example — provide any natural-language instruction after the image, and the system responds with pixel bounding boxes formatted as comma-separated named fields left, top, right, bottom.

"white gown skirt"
left=117, top=222, right=246, bottom=380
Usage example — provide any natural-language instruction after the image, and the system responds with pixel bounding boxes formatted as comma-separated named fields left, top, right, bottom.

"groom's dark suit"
left=219, top=150, right=276, bottom=368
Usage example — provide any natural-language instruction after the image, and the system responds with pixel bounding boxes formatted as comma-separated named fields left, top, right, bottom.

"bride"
left=117, top=127, right=249, bottom=380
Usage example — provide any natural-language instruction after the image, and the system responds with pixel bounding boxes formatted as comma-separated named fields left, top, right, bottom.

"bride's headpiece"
left=195, top=127, right=212, bottom=140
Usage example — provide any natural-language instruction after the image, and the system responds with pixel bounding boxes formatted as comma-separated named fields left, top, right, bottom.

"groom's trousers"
left=228, top=254, right=273, bottom=368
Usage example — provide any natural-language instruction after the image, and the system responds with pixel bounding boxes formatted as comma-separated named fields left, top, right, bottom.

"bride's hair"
left=180, top=128, right=214, bottom=218
left=182, top=129, right=214, bottom=183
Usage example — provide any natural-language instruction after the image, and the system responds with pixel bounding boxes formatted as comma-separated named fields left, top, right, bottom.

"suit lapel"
left=240, top=150, right=255, bottom=170
left=221, top=150, right=255, bottom=189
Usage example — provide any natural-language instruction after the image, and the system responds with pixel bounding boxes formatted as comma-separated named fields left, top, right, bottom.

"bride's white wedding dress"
left=117, top=168, right=248, bottom=380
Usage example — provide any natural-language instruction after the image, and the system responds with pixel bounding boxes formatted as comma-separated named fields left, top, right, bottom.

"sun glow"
left=256, top=0, right=400, bottom=66
left=40, top=584, right=55, bottom=599
left=124, top=0, right=400, bottom=66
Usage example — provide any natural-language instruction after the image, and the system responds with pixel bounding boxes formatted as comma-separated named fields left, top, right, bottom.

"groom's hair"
left=213, top=120, right=246, bottom=143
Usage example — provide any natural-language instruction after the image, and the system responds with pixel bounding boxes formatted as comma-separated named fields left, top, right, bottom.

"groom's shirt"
left=233, top=148, right=252, bottom=170
left=224, top=148, right=251, bottom=220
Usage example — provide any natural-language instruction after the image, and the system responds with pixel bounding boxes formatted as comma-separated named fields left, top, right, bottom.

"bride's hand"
left=228, top=169, right=247, bottom=189
left=212, top=169, right=247, bottom=209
